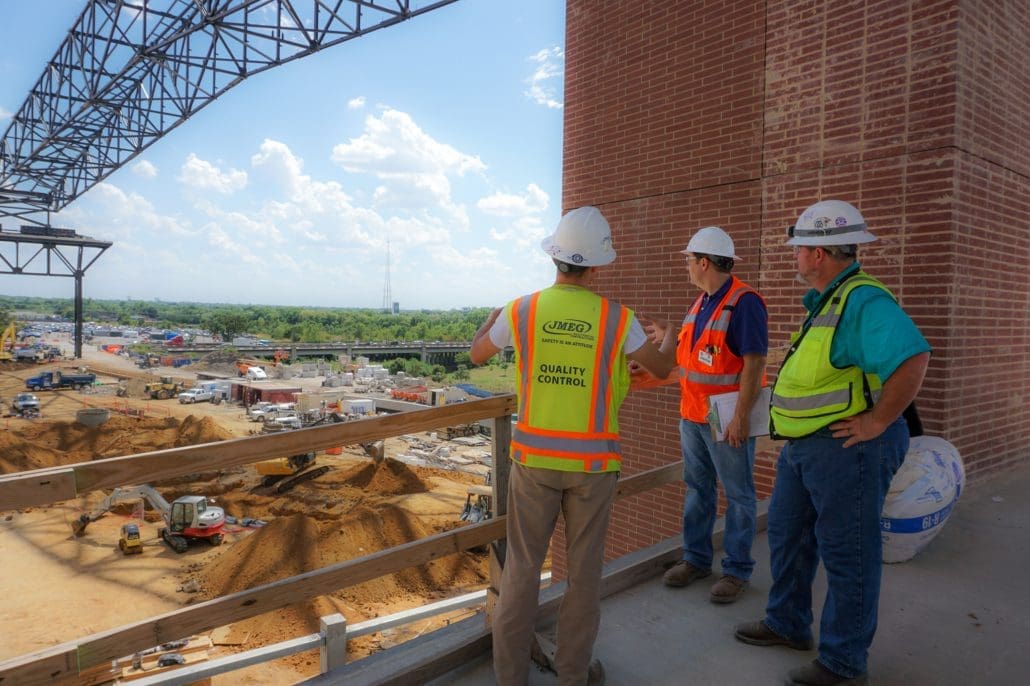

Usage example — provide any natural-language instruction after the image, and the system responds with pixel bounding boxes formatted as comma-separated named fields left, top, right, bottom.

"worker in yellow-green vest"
left=735, top=200, right=931, bottom=686
left=471, top=206, right=677, bottom=686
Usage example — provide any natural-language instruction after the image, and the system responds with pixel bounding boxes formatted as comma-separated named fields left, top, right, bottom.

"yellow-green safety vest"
left=770, top=273, right=893, bottom=439
left=507, top=284, right=632, bottom=473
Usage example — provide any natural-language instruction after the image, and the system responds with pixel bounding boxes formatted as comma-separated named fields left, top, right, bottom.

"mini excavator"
left=72, top=485, right=225, bottom=553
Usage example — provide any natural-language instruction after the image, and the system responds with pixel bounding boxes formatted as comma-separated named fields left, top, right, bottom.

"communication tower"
left=382, top=239, right=393, bottom=313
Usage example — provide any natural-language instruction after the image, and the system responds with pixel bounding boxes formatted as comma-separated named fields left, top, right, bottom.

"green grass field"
left=462, top=363, right=516, bottom=394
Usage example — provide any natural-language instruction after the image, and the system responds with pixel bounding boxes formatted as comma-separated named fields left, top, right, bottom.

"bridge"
left=172, top=341, right=512, bottom=367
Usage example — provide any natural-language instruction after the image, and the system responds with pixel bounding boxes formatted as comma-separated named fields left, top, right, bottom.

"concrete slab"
left=433, top=463, right=1030, bottom=685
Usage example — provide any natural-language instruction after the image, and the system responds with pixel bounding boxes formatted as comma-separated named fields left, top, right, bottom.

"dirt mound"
left=190, top=349, right=242, bottom=376
left=319, top=504, right=489, bottom=602
left=199, top=514, right=338, bottom=647
left=194, top=505, right=488, bottom=654
left=174, top=415, right=236, bottom=445
left=0, top=432, right=66, bottom=473
left=338, top=458, right=431, bottom=495
left=0, top=414, right=235, bottom=469
left=205, top=514, right=322, bottom=596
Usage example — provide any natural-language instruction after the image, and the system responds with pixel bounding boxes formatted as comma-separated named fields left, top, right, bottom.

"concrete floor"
left=436, top=463, right=1030, bottom=686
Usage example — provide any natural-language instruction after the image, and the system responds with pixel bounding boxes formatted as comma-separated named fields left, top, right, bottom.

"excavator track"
left=274, top=466, right=331, bottom=494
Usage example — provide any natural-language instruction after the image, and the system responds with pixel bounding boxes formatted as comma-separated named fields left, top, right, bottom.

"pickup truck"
left=25, top=370, right=97, bottom=391
left=13, top=347, right=45, bottom=362
left=248, top=402, right=295, bottom=422
left=178, top=388, right=214, bottom=404
left=12, top=392, right=41, bottom=414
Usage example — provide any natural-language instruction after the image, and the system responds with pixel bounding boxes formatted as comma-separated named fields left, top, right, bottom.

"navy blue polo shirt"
left=690, top=278, right=769, bottom=357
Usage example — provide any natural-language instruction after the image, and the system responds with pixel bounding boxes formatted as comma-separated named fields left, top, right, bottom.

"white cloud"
left=477, top=183, right=549, bottom=217
left=331, top=108, right=487, bottom=177
left=47, top=110, right=550, bottom=308
left=131, top=159, right=157, bottom=179
left=329, top=108, right=484, bottom=229
left=71, top=182, right=195, bottom=240
left=178, top=153, right=248, bottom=194
left=348, top=96, right=366, bottom=110
left=525, top=46, right=564, bottom=109
left=0, top=105, right=12, bottom=122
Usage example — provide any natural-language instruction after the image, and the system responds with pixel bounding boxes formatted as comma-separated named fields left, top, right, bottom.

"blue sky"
left=0, top=0, right=566, bottom=310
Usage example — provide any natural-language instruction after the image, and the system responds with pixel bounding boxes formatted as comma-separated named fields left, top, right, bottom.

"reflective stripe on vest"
left=770, top=273, right=891, bottom=438
left=678, top=277, right=766, bottom=422
left=509, top=287, right=630, bottom=473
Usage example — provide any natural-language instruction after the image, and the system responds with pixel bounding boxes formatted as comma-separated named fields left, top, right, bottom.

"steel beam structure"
left=0, top=226, right=112, bottom=357
left=0, top=0, right=458, bottom=223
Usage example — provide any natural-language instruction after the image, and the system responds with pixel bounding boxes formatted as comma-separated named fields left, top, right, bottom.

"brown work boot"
left=709, top=574, right=748, bottom=604
left=734, top=620, right=813, bottom=650
left=663, top=560, right=712, bottom=587
left=786, top=660, right=868, bottom=685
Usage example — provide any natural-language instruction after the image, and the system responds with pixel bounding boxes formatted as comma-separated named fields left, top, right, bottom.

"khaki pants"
left=492, top=461, right=618, bottom=686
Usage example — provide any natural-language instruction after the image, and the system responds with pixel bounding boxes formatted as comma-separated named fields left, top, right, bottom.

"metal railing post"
left=320, top=613, right=347, bottom=673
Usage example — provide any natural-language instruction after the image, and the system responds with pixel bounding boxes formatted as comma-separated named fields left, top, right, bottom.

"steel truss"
left=0, top=227, right=112, bottom=356
left=0, top=0, right=457, bottom=222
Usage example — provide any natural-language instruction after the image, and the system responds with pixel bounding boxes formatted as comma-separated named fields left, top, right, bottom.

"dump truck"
left=25, top=370, right=96, bottom=391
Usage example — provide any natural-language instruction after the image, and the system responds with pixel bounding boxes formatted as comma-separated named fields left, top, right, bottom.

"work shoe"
left=785, top=660, right=868, bottom=685
left=663, top=560, right=712, bottom=587
left=709, top=574, right=748, bottom=604
left=734, top=620, right=813, bottom=650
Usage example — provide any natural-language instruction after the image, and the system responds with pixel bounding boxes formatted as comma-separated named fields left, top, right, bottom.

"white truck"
left=245, top=366, right=268, bottom=380
left=12, top=392, right=41, bottom=414
left=178, top=388, right=214, bottom=404
left=248, top=402, right=295, bottom=421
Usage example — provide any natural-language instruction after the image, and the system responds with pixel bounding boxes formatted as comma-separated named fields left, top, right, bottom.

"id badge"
left=698, top=349, right=714, bottom=366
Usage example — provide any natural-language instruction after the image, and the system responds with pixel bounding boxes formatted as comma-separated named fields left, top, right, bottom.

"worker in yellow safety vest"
left=471, top=205, right=677, bottom=686
left=734, top=199, right=931, bottom=686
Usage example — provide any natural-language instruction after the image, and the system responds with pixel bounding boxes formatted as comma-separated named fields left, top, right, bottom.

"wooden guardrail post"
left=320, top=613, right=347, bottom=673
left=485, top=411, right=512, bottom=628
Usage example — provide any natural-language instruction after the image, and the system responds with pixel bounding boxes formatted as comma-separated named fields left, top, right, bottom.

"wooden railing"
left=0, top=393, right=683, bottom=685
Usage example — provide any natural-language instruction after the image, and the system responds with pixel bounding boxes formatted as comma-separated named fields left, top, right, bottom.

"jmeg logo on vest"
left=542, top=319, right=593, bottom=336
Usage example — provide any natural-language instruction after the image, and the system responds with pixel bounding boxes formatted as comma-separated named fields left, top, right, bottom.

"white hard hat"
left=680, top=226, right=739, bottom=260
left=540, top=206, right=616, bottom=266
left=787, top=199, right=877, bottom=246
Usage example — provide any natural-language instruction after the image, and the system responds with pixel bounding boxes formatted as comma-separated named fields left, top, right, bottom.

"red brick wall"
left=552, top=0, right=1030, bottom=574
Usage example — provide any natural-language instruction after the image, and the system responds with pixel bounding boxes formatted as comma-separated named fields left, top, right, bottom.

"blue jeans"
left=678, top=419, right=757, bottom=579
left=764, top=418, right=909, bottom=678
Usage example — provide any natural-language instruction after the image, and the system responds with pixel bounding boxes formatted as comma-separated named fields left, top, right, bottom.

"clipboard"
left=707, top=387, right=771, bottom=442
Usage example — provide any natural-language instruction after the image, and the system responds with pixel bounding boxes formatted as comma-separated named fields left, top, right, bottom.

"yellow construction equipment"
left=0, top=322, right=17, bottom=362
left=255, top=452, right=329, bottom=492
left=118, top=523, right=143, bottom=555
left=144, top=376, right=187, bottom=400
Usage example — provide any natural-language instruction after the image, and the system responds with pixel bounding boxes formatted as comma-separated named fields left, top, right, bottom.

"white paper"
left=707, top=387, right=771, bottom=442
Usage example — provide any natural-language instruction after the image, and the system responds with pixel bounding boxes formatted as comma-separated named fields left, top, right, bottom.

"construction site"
left=0, top=337, right=505, bottom=684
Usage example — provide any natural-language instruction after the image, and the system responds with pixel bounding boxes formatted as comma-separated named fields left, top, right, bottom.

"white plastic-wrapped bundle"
left=880, top=435, right=964, bottom=563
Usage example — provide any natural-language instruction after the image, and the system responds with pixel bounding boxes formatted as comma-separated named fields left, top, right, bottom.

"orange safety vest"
left=677, top=276, right=766, bottom=422
left=508, top=285, right=632, bottom=473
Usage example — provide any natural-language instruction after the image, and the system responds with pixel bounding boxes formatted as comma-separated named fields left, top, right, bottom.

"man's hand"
left=831, top=411, right=888, bottom=449
left=638, top=316, right=669, bottom=346
left=724, top=414, right=750, bottom=448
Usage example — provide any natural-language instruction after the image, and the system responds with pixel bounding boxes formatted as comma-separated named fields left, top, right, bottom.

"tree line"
left=0, top=295, right=493, bottom=344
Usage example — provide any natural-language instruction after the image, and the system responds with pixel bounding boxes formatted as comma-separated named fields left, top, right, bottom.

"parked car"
left=178, top=388, right=214, bottom=404
left=12, top=392, right=41, bottom=413
left=249, top=402, right=295, bottom=421
left=247, top=401, right=275, bottom=421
